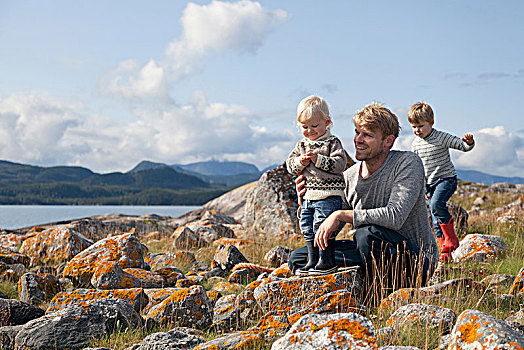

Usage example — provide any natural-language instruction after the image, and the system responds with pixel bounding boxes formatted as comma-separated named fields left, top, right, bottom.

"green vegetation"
left=0, top=160, right=232, bottom=205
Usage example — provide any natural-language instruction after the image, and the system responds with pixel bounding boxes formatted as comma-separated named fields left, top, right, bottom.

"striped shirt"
left=411, top=128, right=474, bottom=185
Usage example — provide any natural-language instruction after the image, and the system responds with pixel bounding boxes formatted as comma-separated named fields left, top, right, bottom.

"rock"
left=507, top=309, right=524, bottom=325
left=193, top=328, right=264, bottom=350
left=211, top=281, right=244, bottom=295
left=452, top=234, right=507, bottom=262
left=244, top=164, right=300, bottom=237
left=174, top=184, right=256, bottom=224
left=448, top=309, right=524, bottom=348
left=144, top=285, right=213, bottom=330
left=228, top=268, right=260, bottom=284
left=385, top=303, right=456, bottom=334
left=213, top=244, right=249, bottom=272
left=145, top=252, right=196, bottom=270
left=254, top=267, right=362, bottom=314
left=0, top=232, right=25, bottom=250
left=378, top=288, right=448, bottom=313
left=0, top=298, right=44, bottom=326
left=155, top=267, right=186, bottom=287
left=125, top=327, right=205, bottom=350
left=18, top=272, right=61, bottom=305
left=47, top=288, right=149, bottom=314
left=272, top=312, right=377, bottom=350
left=62, top=232, right=148, bottom=287
left=0, top=324, right=24, bottom=350
left=510, top=267, right=524, bottom=294
left=263, top=246, right=293, bottom=268
left=91, top=261, right=164, bottom=289
left=0, top=245, right=31, bottom=267
left=212, top=294, right=239, bottom=332
left=14, top=298, right=143, bottom=350
left=480, top=274, right=515, bottom=293
left=172, top=221, right=235, bottom=249
left=19, top=226, right=93, bottom=266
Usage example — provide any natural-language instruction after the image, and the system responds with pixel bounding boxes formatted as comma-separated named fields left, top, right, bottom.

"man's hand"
left=295, top=175, right=306, bottom=206
left=462, top=133, right=474, bottom=145
left=315, top=210, right=354, bottom=250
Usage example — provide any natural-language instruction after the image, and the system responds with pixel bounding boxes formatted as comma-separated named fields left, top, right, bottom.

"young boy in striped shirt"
left=408, top=101, right=474, bottom=263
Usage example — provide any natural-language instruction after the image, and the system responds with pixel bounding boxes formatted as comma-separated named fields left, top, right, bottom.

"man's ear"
left=384, top=134, right=395, bottom=149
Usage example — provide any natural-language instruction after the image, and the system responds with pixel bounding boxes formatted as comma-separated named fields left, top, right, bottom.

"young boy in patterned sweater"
left=286, top=95, right=347, bottom=275
left=408, top=101, right=475, bottom=263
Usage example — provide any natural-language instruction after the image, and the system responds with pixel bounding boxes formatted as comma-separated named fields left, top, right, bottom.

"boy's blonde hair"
left=353, top=102, right=400, bottom=141
left=297, top=95, right=332, bottom=126
left=408, top=101, right=434, bottom=124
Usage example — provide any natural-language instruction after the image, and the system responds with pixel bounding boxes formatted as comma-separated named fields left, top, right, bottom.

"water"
left=0, top=205, right=199, bottom=230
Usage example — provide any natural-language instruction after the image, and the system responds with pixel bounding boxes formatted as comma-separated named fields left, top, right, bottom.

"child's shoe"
left=295, top=241, right=319, bottom=276
left=309, top=239, right=338, bottom=275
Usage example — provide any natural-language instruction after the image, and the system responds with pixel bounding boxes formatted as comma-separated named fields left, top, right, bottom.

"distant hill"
left=0, top=160, right=229, bottom=205
left=456, top=169, right=524, bottom=185
left=129, top=160, right=262, bottom=187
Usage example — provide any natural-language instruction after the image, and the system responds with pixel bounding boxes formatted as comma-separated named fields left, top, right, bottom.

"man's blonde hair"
left=353, top=102, right=400, bottom=140
left=297, top=95, right=331, bottom=124
left=408, top=101, right=434, bottom=124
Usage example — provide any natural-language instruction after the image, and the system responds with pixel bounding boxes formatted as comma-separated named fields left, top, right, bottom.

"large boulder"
left=0, top=298, right=45, bottom=326
left=244, top=164, right=300, bottom=237
left=14, top=298, right=143, bottom=350
left=19, top=226, right=93, bottom=266
left=62, top=232, right=148, bottom=287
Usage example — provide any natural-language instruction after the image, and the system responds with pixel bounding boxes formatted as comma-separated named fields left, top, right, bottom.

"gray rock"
left=385, top=303, right=456, bottom=334
left=213, top=244, right=249, bottom=272
left=18, top=271, right=61, bottom=305
left=272, top=312, right=377, bottom=350
left=0, top=298, right=45, bottom=326
left=15, top=298, right=143, bottom=350
left=125, top=327, right=205, bottom=350
left=0, top=324, right=24, bottom=350
left=263, top=246, right=292, bottom=268
left=212, top=294, right=239, bottom=332
left=244, top=164, right=300, bottom=237
left=448, top=309, right=524, bottom=348
left=144, top=285, right=213, bottom=330
left=452, top=234, right=507, bottom=262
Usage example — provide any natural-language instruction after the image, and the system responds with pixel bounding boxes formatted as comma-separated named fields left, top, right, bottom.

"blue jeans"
left=426, top=176, right=457, bottom=238
left=299, top=196, right=343, bottom=242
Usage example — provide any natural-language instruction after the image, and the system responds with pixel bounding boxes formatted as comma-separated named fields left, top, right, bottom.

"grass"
left=2, top=184, right=522, bottom=349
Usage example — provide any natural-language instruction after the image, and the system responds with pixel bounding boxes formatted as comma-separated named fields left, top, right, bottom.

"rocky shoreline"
left=1, top=164, right=524, bottom=349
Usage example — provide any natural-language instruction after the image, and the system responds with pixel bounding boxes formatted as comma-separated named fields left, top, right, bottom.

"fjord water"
left=0, top=205, right=199, bottom=230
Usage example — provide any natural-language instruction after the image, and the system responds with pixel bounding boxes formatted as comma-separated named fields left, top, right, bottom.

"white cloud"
left=0, top=91, right=294, bottom=173
left=452, top=126, right=524, bottom=177
left=103, top=1, right=289, bottom=99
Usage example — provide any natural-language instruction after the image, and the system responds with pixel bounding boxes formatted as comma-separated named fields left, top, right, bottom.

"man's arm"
left=315, top=210, right=353, bottom=250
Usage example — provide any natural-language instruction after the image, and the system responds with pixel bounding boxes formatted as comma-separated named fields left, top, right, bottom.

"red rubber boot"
left=439, top=217, right=459, bottom=255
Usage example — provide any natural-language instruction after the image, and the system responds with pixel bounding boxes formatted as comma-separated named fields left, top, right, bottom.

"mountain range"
left=0, top=158, right=521, bottom=205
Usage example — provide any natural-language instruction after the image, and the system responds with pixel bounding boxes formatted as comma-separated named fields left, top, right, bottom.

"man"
left=288, top=102, right=438, bottom=295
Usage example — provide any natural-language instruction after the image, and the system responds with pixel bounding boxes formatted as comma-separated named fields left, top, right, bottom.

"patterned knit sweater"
left=286, top=130, right=347, bottom=200
left=411, top=128, right=474, bottom=185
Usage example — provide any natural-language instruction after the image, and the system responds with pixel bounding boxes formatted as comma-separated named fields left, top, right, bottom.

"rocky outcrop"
left=244, top=164, right=300, bottom=237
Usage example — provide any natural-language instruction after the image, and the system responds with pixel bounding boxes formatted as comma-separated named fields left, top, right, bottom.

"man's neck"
left=360, top=150, right=390, bottom=178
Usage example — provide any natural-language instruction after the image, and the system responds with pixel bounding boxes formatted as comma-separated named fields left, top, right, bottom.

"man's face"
left=353, top=125, right=390, bottom=161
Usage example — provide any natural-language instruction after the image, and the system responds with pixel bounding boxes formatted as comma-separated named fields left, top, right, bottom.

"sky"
left=0, top=0, right=523, bottom=177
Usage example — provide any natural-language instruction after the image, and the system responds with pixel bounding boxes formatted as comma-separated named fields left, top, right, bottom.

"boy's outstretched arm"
left=462, top=133, right=474, bottom=145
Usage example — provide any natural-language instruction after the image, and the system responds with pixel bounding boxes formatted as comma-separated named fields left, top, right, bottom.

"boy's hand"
left=300, top=155, right=311, bottom=166
left=305, top=150, right=318, bottom=164
left=462, top=133, right=474, bottom=145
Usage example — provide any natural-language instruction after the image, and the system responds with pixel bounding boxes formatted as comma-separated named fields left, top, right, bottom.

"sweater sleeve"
left=441, top=131, right=475, bottom=152
left=353, top=154, right=425, bottom=231
left=286, top=142, right=307, bottom=175
left=315, top=138, right=347, bottom=174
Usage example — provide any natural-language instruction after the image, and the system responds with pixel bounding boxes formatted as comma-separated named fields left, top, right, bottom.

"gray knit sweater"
left=411, top=128, right=474, bottom=185
left=344, top=150, right=438, bottom=262
left=286, top=130, right=347, bottom=201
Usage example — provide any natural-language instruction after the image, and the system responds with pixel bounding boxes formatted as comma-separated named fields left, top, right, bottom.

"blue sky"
left=0, top=0, right=523, bottom=176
